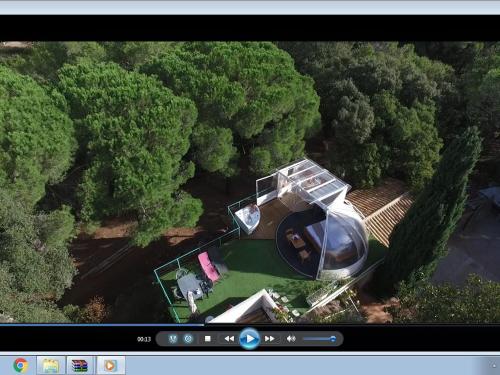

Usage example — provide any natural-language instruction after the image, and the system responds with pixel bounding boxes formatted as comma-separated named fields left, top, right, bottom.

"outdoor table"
left=177, top=273, right=204, bottom=301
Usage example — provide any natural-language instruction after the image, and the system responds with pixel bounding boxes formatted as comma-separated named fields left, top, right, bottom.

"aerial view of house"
left=155, top=158, right=390, bottom=323
left=0, top=41, right=498, bottom=324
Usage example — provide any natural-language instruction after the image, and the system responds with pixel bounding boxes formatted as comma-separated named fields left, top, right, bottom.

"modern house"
left=154, top=158, right=410, bottom=323
left=250, top=158, right=370, bottom=280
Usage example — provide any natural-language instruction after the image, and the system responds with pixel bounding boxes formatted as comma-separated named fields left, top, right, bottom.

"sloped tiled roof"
left=364, top=194, right=414, bottom=247
left=347, top=178, right=408, bottom=217
left=347, top=178, right=414, bottom=247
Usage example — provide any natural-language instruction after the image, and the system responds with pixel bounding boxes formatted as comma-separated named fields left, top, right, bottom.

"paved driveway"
left=432, top=203, right=500, bottom=285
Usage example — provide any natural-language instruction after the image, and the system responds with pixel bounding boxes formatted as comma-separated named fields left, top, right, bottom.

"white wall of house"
left=210, top=289, right=278, bottom=323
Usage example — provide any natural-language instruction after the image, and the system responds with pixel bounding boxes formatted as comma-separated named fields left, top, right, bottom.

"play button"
left=239, top=328, right=260, bottom=350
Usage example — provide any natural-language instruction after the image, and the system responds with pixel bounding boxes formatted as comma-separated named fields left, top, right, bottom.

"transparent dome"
left=317, top=202, right=369, bottom=280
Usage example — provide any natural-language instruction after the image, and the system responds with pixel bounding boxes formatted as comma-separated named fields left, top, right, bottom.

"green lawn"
left=160, top=239, right=309, bottom=323
left=160, top=237, right=388, bottom=323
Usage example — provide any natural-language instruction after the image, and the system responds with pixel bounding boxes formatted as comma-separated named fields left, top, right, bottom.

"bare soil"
left=357, top=286, right=395, bottom=323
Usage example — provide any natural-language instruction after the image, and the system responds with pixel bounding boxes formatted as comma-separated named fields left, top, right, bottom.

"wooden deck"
left=249, top=199, right=290, bottom=240
left=248, top=178, right=414, bottom=248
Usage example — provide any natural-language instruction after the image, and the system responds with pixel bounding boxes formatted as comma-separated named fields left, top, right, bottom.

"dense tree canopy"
left=465, top=46, right=500, bottom=139
left=0, top=262, right=71, bottom=323
left=0, top=192, right=76, bottom=297
left=141, top=42, right=322, bottom=176
left=0, top=42, right=178, bottom=83
left=0, top=189, right=76, bottom=322
left=57, top=62, right=202, bottom=246
left=281, top=42, right=449, bottom=190
left=415, top=42, right=500, bottom=142
left=391, top=275, right=500, bottom=323
left=0, top=65, right=75, bottom=207
left=375, top=127, right=482, bottom=292
left=102, top=42, right=177, bottom=70
left=413, top=42, right=483, bottom=74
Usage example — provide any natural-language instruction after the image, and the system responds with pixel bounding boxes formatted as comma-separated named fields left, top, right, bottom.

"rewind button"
left=219, top=334, right=236, bottom=344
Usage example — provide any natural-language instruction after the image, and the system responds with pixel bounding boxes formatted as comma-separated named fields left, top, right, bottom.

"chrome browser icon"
left=13, top=358, right=29, bottom=373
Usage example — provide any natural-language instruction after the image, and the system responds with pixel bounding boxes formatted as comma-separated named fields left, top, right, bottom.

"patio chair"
left=207, top=246, right=229, bottom=275
left=170, top=286, right=184, bottom=300
left=200, top=279, right=214, bottom=295
left=198, top=251, right=220, bottom=282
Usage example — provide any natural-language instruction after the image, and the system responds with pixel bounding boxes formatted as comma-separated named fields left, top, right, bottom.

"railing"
left=226, top=187, right=273, bottom=229
left=153, top=228, right=241, bottom=323
left=306, top=280, right=341, bottom=307
left=153, top=187, right=273, bottom=323
left=153, top=229, right=241, bottom=277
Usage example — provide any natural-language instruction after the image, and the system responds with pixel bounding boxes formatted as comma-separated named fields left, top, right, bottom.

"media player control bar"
left=156, top=331, right=343, bottom=348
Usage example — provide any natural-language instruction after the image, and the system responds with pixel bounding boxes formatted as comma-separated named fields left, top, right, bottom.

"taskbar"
left=0, top=325, right=499, bottom=352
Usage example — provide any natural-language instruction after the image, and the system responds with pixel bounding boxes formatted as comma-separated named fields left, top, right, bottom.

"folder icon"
left=42, top=359, right=59, bottom=373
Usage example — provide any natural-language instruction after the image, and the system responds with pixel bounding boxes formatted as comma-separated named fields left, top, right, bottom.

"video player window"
left=0, top=41, right=498, bottom=325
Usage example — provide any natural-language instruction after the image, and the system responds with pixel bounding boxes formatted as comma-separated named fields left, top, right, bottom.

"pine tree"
left=376, top=126, right=482, bottom=293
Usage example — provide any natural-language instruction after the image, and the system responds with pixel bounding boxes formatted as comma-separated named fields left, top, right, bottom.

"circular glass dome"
left=317, top=202, right=369, bottom=280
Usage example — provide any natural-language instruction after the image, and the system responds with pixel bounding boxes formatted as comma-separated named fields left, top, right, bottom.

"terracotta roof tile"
left=347, top=178, right=408, bottom=217
left=364, top=194, right=414, bottom=247
left=346, top=178, right=414, bottom=247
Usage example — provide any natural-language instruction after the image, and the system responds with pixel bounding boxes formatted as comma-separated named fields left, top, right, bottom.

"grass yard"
left=160, top=239, right=309, bottom=323
left=159, top=237, right=388, bottom=323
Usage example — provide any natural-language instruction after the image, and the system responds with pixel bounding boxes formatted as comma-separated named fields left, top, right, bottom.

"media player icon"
left=224, top=335, right=235, bottom=342
left=264, top=335, right=275, bottom=342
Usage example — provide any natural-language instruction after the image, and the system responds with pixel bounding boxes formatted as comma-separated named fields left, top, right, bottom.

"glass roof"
left=277, top=158, right=350, bottom=210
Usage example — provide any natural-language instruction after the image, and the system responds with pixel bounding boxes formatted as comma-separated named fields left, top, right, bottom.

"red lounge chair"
left=198, top=252, right=220, bottom=282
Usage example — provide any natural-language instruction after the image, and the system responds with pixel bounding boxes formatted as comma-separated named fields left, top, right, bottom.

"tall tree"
left=0, top=65, right=76, bottom=207
left=376, top=127, right=482, bottom=292
left=58, top=62, right=202, bottom=247
left=141, top=42, right=321, bottom=176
